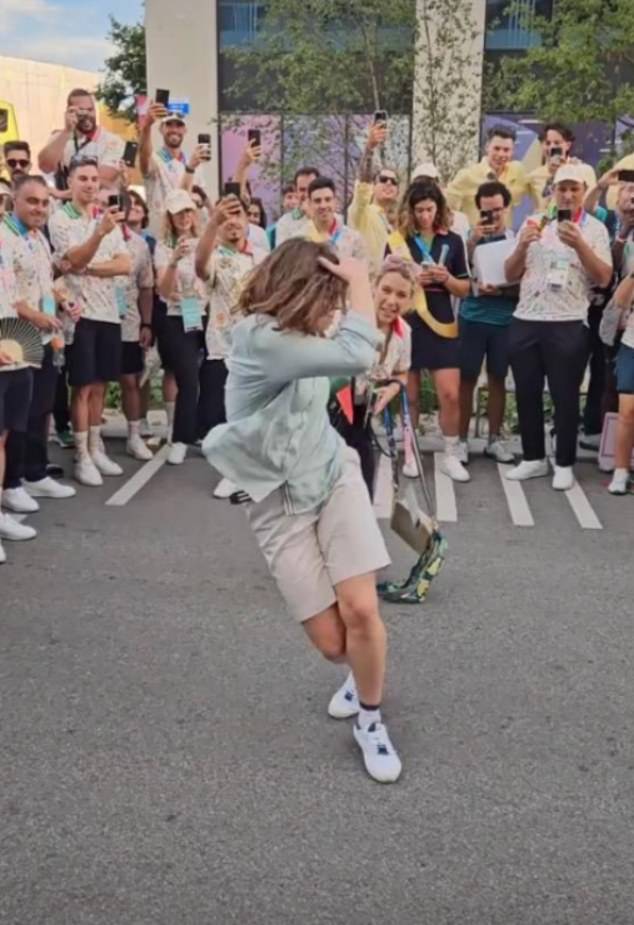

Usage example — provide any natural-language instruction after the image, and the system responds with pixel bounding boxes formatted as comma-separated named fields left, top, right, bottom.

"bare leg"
left=88, top=382, right=107, bottom=428
left=407, top=370, right=421, bottom=433
left=615, top=394, right=634, bottom=469
left=120, top=374, right=142, bottom=423
left=431, top=368, right=460, bottom=437
left=487, top=375, right=506, bottom=436
left=459, top=377, right=477, bottom=440
left=70, top=385, right=91, bottom=435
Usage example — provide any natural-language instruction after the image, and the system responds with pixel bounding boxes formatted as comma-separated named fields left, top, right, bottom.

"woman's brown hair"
left=398, top=180, right=450, bottom=239
left=238, top=239, right=348, bottom=335
left=161, top=208, right=201, bottom=246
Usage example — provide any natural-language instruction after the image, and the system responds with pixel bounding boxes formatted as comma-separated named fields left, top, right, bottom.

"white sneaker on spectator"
left=505, top=459, right=548, bottom=481
left=0, top=539, right=6, bottom=564
left=608, top=469, right=630, bottom=495
left=353, top=721, right=402, bottom=783
left=440, top=453, right=470, bottom=482
left=402, top=459, right=418, bottom=479
left=552, top=465, right=575, bottom=491
left=167, top=442, right=188, bottom=465
left=484, top=438, right=515, bottom=464
left=2, top=486, right=39, bottom=513
left=0, top=512, right=37, bottom=541
left=327, top=672, right=359, bottom=719
left=213, top=477, right=237, bottom=499
left=456, top=441, right=469, bottom=465
left=126, top=435, right=153, bottom=461
left=74, top=458, right=103, bottom=487
left=25, top=477, right=76, bottom=499
left=91, top=449, right=123, bottom=477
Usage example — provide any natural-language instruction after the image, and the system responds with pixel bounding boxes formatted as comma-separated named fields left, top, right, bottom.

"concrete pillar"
left=144, top=0, right=220, bottom=198
left=412, top=0, right=487, bottom=182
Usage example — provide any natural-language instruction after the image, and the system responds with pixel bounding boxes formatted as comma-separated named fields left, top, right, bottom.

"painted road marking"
left=105, top=445, right=170, bottom=507
left=373, top=452, right=393, bottom=520
left=563, top=479, right=603, bottom=531
left=497, top=464, right=535, bottom=527
left=433, top=452, right=457, bottom=523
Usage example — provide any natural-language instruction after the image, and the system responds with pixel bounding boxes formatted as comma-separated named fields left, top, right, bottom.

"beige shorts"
left=246, top=448, right=391, bottom=623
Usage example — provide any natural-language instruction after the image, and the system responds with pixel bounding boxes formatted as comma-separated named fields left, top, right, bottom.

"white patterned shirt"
left=154, top=238, right=207, bottom=318
left=49, top=203, right=127, bottom=325
left=203, top=244, right=267, bottom=360
left=0, top=235, right=18, bottom=320
left=119, top=231, right=154, bottom=343
left=513, top=212, right=612, bottom=323
left=144, top=149, right=205, bottom=238
left=0, top=215, right=55, bottom=344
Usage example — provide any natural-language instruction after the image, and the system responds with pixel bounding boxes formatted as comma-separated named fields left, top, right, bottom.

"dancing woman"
left=203, top=239, right=402, bottom=783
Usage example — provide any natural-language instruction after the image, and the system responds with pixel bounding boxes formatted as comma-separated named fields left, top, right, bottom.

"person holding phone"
left=154, top=190, right=207, bottom=466
left=446, top=124, right=530, bottom=227
left=504, top=164, right=613, bottom=491
left=194, top=194, right=268, bottom=497
left=386, top=180, right=471, bottom=482
left=458, top=180, right=518, bottom=466
left=203, top=241, right=402, bottom=784
left=38, top=88, right=124, bottom=189
left=275, top=166, right=321, bottom=246
left=49, top=156, right=131, bottom=487
left=529, top=122, right=596, bottom=212
left=139, top=98, right=208, bottom=238
left=348, top=116, right=401, bottom=277
left=231, top=137, right=271, bottom=254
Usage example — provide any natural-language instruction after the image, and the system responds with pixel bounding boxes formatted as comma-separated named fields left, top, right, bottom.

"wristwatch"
left=185, top=166, right=195, bottom=175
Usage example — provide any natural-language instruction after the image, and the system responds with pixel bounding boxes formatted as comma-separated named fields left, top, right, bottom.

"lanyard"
left=158, top=147, right=186, bottom=168
left=73, top=128, right=100, bottom=155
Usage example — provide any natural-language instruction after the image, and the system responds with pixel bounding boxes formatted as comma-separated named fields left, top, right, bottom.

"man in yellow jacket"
left=347, top=120, right=401, bottom=277
left=445, top=124, right=530, bottom=226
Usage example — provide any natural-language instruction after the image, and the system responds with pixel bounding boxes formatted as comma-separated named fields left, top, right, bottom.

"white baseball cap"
left=165, top=189, right=197, bottom=214
left=553, top=164, right=588, bottom=186
left=411, top=162, right=439, bottom=181
left=161, top=112, right=186, bottom=126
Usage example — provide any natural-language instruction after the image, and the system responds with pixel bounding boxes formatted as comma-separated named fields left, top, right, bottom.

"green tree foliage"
left=225, top=0, right=417, bottom=115
left=485, top=0, right=634, bottom=127
left=97, top=17, right=146, bottom=122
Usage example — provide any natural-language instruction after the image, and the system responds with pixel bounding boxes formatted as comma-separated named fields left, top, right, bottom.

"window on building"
left=485, top=0, right=553, bottom=51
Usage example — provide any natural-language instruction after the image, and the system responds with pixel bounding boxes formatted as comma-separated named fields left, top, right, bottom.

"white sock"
left=613, top=467, right=629, bottom=480
left=343, top=670, right=356, bottom=693
left=88, top=425, right=101, bottom=455
left=75, top=431, right=89, bottom=460
left=357, top=703, right=382, bottom=729
left=444, top=434, right=459, bottom=455
left=128, top=420, right=141, bottom=438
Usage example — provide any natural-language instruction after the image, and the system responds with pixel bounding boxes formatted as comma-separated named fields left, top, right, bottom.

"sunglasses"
left=7, top=158, right=30, bottom=168
left=377, top=175, right=398, bottom=186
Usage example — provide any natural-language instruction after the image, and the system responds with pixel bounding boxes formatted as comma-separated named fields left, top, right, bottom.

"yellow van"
left=0, top=100, right=19, bottom=148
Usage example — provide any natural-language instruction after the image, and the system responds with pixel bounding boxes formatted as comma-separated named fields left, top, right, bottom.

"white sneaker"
left=0, top=539, right=5, bottom=564
left=439, top=453, right=470, bottom=482
left=213, top=477, right=237, bottom=499
left=167, top=442, right=188, bottom=465
left=505, top=459, right=548, bottom=481
left=608, top=469, right=630, bottom=495
left=552, top=465, right=575, bottom=491
left=402, top=459, right=418, bottom=479
left=74, top=458, right=103, bottom=487
left=1, top=486, right=39, bottom=513
left=327, top=673, right=359, bottom=719
left=353, top=721, right=402, bottom=783
left=484, top=438, right=515, bottom=464
left=25, top=477, right=76, bottom=500
left=126, top=434, right=153, bottom=462
left=455, top=441, right=469, bottom=465
left=0, top=512, right=37, bottom=541
left=91, top=449, right=123, bottom=477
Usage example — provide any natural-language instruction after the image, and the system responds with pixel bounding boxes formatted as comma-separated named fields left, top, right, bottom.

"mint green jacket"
left=203, top=312, right=383, bottom=514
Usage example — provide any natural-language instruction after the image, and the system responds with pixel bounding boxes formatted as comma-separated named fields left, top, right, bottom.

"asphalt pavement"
left=1, top=437, right=634, bottom=925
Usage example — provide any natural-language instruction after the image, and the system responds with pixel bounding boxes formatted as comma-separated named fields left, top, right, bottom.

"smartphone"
left=557, top=208, right=572, bottom=223
left=197, top=133, right=211, bottom=160
left=107, top=193, right=121, bottom=210
left=549, top=146, right=563, bottom=159
left=480, top=209, right=494, bottom=225
left=373, top=110, right=388, bottom=124
left=247, top=128, right=261, bottom=148
left=122, top=141, right=138, bottom=168
left=224, top=182, right=241, bottom=198
left=618, top=169, right=634, bottom=183
left=155, top=88, right=170, bottom=106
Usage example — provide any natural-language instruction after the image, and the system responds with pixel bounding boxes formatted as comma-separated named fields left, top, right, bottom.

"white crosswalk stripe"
left=562, top=479, right=603, bottom=530
left=433, top=452, right=458, bottom=523
left=497, top=463, right=535, bottom=527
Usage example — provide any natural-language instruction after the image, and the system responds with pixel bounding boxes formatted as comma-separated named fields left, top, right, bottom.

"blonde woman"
left=204, top=240, right=402, bottom=783
left=155, top=189, right=207, bottom=465
left=336, top=255, right=414, bottom=496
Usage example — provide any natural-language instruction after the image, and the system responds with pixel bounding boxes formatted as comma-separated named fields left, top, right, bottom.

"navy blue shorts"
left=459, top=318, right=511, bottom=381
left=0, top=368, right=33, bottom=433
left=615, top=343, right=634, bottom=394
left=67, top=319, right=122, bottom=387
